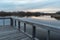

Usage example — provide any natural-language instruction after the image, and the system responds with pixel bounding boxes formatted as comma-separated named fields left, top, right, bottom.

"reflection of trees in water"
left=51, top=16, right=60, bottom=20
left=54, top=17, right=60, bottom=20
left=51, top=11, right=60, bottom=20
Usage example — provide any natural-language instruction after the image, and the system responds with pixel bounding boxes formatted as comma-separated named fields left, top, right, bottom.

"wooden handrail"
left=10, top=16, right=60, bottom=33
left=10, top=16, right=60, bottom=40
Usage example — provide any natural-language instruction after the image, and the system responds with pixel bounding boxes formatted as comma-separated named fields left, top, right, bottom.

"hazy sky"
left=0, top=0, right=60, bottom=12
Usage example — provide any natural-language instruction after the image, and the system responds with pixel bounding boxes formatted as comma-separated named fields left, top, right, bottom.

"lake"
left=0, top=16, right=60, bottom=40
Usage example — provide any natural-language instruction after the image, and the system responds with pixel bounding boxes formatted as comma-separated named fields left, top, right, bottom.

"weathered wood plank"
left=0, top=26, right=32, bottom=40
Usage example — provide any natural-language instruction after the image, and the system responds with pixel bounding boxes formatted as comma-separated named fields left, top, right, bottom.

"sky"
left=0, top=0, right=60, bottom=13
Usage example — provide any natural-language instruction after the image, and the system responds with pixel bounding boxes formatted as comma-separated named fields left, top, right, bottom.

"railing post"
left=3, top=19, right=5, bottom=26
left=15, top=20, right=16, bottom=27
left=24, top=23, right=26, bottom=32
left=32, top=25, right=36, bottom=40
left=10, top=18, right=13, bottom=26
left=47, top=30, right=50, bottom=40
left=18, top=21, right=20, bottom=31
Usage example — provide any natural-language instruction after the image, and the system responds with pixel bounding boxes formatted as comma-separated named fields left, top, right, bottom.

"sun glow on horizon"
left=30, top=16, right=56, bottom=20
left=24, top=8, right=60, bottom=13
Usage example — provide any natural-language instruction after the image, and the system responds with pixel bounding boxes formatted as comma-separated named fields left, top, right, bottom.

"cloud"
left=0, top=0, right=48, bottom=11
left=0, top=0, right=60, bottom=12
left=0, top=0, right=47, bottom=4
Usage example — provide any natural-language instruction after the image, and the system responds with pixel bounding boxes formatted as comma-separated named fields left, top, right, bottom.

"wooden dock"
left=0, top=17, right=39, bottom=40
left=0, top=16, right=60, bottom=40
left=0, top=26, right=32, bottom=40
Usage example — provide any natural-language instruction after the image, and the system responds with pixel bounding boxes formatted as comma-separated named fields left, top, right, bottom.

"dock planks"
left=0, top=26, right=32, bottom=40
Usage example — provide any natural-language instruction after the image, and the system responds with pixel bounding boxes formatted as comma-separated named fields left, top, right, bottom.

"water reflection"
left=51, top=16, right=60, bottom=20
left=30, top=15, right=57, bottom=21
left=28, top=15, right=60, bottom=21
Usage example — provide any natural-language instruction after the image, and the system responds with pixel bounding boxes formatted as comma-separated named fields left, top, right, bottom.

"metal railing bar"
left=24, top=23, right=26, bottom=32
left=18, top=21, right=20, bottom=31
left=47, top=30, right=50, bottom=40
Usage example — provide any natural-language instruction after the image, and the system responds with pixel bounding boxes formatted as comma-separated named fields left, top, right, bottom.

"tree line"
left=0, top=11, right=60, bottom=17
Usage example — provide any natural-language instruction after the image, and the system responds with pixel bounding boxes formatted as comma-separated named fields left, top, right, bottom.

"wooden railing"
left=10, top=17, right=38, bottom=40
left=0, top=17, right=11, bottom=26
left=0, top=16, right=60, bottom=40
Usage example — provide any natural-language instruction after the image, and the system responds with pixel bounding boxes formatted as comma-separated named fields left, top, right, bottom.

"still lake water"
left=0, top=16, right=60, bottom=40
